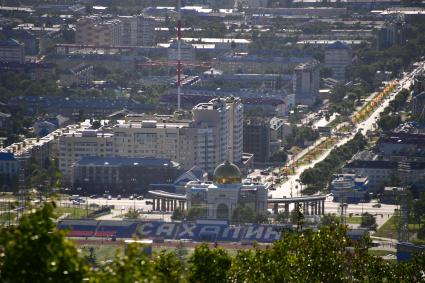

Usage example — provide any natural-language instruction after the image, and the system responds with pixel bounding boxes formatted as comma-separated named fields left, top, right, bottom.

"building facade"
left=75, top=17, right=122, bottom=46
left=0, top=39, right=25, bottom=63
left=324, top=41, right=352, bottom=81
left=293, top=60, right=320, bottom=106
left=243, top=119, right=270, bottom=163
left=58, top=130, right=114, bottom=181
left=330, top=174, right=369, bottom=203
left=0, top=152, right=19, bottom=190
left=167, top=41, right=195, bottom=63
left=119, top=14, right=156, bottom=46
left=58, top=97, right=243, bottom=177
left=186, top=160, right=268, bottom=220
left=71, top=156, right=180, bottom=194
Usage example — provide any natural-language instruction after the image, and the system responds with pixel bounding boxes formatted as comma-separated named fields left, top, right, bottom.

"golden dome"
left=213, top=160, right=242, bottom=185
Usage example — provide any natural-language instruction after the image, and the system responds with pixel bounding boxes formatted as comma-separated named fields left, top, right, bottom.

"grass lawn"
left=80, top=245, right=124, bottom=262
left=345, top=216, right=362, bottom=224
left=55, top=207, right=91, bottom=219
left=374, top=216, right=398, bottom=239
left=368, top=250, right=396, bottom=257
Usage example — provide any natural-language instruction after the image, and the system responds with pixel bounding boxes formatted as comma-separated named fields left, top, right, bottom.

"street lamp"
left=83, top=178, right=89, bottom=217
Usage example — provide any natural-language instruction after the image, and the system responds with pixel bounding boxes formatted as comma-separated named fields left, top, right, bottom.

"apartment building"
left=75, top=17, right=122, bottom=46
left=293, top=60, right=320, bottom=106
left=58, top=130, right=114, bottom=181
left=324, top=41, right=352, bottom=81
left=58, top=98, right=243, bottom=177
left=119, top=14, right=156, bottom=46
left=193, top=97, right=243, bottom=168
left=0, top=39, right=25, bottom=63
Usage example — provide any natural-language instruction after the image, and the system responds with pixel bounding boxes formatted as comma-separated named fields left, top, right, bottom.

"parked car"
left=372, top=203, right=381, bottom=208
left=117, top=195, right=121, bottom=200
left=129, top=195, right=134, bottom=200
left=145, top=200, right=153, bottom=205
left=136, top=195, right=144, bottom=200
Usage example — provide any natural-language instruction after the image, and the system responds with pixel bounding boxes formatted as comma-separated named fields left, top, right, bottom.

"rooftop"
left=75, top=156, right=178, bottom=167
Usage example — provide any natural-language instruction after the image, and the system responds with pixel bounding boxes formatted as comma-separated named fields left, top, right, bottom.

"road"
left=268, top=61, right=424, bottom=214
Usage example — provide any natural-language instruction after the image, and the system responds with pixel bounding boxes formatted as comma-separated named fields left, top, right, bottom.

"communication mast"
left=177, top=0, right=182, bottom=111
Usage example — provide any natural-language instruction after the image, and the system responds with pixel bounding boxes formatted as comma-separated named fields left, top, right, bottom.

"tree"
left=188, top=244, right=232, bottom=283
left=361, top=212, right=377, bottom=230
left=186, top=207, right=205, bottom=220
left=171, top=207, right=186, bottom=221
left=2, top=205, right=425, bottom=282
left=0, top=203, right=88, bottom=282
left=91, top=120, right=101, bottom=129
left=269, top=150, right=288, bottom=163
left=154, top=250, right=185, bottom=283
left=275, top=211, right=290, bottom=223
left=232, top=205, right=256, bottom=223
left=320, top=213, right=340, bottom=227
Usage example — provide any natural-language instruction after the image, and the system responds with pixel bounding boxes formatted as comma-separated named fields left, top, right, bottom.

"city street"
left=267, top=62, right=424, bottom=215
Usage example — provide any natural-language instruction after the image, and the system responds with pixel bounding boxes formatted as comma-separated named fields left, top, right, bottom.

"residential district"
left=1, top=0, right=425, bottom=281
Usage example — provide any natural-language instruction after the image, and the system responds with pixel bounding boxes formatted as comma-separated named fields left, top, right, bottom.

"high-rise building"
left=377, top=18, right=406, bottom=50
left=243, top=119, right=270, bottom=163
left=193, top=97, right=243, bottom=167
left=325, top=41, right=352, bottom=81
left=119, top=15, right=156, bottom=46
left=293, top=60, right=320, bottom=106
left=75, top=17, right=122, bottom=46
left=0, top=39, right=25, bottom=63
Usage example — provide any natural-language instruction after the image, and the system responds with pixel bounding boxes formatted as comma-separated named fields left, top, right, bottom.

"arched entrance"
left=216, top=203, right=229, bottom=219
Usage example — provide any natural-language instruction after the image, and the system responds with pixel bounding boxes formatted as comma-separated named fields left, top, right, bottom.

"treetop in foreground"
left=1, top=204, right=424, bottom=282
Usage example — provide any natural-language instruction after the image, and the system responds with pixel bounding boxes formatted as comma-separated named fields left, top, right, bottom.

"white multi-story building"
left=325, top=41, right=352, bottom=81
left=57, top=98, right=243, bottom=178
left=58, top=130, right=114, bottom=180
left=193, top=97, right=243, bottom=167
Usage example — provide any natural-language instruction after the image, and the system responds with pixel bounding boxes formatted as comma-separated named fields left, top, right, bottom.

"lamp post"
left=84, top=178, right=89, bottom=217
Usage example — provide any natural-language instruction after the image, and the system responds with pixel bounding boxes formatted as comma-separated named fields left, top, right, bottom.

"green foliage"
left=285, top=126, right=319, bottom=148
left=269, top=150, right=288, bottom=163
left=300, top=133, right=367, bottom=187
left=275, top=211, right=290, bottom=223
left=320, top=213, right=340, bottom=227
left=231, top=205, right=256, bottom=223
left=188, top=244, right=232, bottom=283
left=124, top=208, right=140, bottom=219
left=92, top=243, right=156, bottom=283
left=186, top=207, right=206, bottom=221
left=171, top=207, right=186, bottom=221
left=0, top=203, right=88, bottom=282
left=2, top=205, right=425, bottom=282
left=377, top=88, right=409, bottom=131
left=154, top=251, right=185, bottom=283
left=361, top=212, right=377, bottom=230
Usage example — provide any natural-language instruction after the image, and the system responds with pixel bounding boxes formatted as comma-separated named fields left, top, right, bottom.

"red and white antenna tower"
left=177, top=0, right=182, bottom=111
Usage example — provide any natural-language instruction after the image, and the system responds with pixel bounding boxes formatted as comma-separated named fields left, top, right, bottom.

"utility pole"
left=398, top=188, right=409, bottom=243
